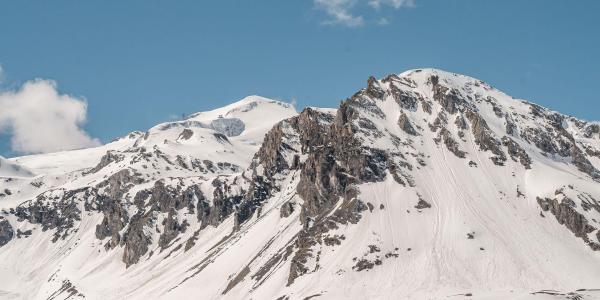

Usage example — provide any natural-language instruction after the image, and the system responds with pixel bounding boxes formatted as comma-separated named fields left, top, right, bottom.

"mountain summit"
left=1, top=69, right=600, bottom=299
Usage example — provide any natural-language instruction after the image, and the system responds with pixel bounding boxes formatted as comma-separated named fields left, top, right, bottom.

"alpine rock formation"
left=1, top=70, right=600, bottom=299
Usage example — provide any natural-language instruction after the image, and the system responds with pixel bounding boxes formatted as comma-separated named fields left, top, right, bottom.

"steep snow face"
left=1, top=72, right=600, bottom=300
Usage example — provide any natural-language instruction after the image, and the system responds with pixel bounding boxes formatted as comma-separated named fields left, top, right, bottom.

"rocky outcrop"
left=347, top=92, right=385, bottom=119
left=465, top=110, right=506, bottom=165
left=158, top=210, right=188, bottom=249
left=95, top=195, right=128, bottom=250
left=430, top=75, right=463, bottom=114
left=538, top=197, right=600, bottom=250
left=86, top=151, right=125, bottom=174
left=122, top=212, right=152, bottom=266
left=210, top=177, right=242, bottom=227
left=501, top=137, right=532, bottom=169
left=178, top=128, right=194, bottom=140
left=296, top=101, right=392, bottom=220
left=365, top=76, right=385, bottom=100
left=280, top=202, right=295, bottom=218
left=287, top=99, right=411, bottom=284
left=398, top=113, right=417, bottom=136
left=390, top=84, right=418, bottom=111
left=415, top=198, right=432, bottom=209
left=436, top=128, right=467, bottom=158
left=14, top=189, right=85, bottom=242
left=570, top=144, right=600, bottom=180
left=584, top=124, right=600, bottom=139
left=0, top=218, right=14, bottom=247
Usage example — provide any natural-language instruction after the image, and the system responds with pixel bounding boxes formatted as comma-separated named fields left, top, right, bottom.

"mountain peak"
left=1, top=70, right=600, bottom=300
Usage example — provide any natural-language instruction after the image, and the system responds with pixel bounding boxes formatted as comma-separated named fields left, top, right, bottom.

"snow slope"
left=1, top=71, right=600, bottom=300
left=0, top=156, right=34, bottom=178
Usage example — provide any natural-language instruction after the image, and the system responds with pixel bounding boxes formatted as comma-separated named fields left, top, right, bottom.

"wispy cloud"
left=314, top=0, right=415, bottom=27
left=0, top=64, right=4, bottom=84
left=314, top=0, right=364, bottom=27
left=368, top=0, right=415, bottom=10
left=0, top=78, right=100, bottom=154
left=377, top=17, right=390, bottom=26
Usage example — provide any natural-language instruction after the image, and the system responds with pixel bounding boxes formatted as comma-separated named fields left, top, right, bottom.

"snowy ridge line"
left=0, top=69, right=599, bottom=299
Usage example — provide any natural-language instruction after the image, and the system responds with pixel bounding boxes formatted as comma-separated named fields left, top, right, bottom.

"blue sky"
left=0, top=0, right=598, bottom=156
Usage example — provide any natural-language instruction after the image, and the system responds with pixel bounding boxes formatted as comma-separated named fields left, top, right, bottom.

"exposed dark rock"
left=280, top=202, right=295, bottom=218
left=184, top=230, right=200, bottom=252
left=398, top=113, right=417, bottom=136
left=148, top=181, right=198, bottom=213
left=47, top=279, right=84, bottom=300
left=323, top=234, right=345, bottom=246
left=436, top=128, right=467, bottom=158
left=16, top=229, right=32, bottom=238
left=570, top=144, right=600, bottom=180
left=358, top=117, right=384, bottom=138
left=367, top=202, right=374, bottom=212
left=528, top=102, right=545, bottom=118
left=95, top=195, right=128, bottom=250
left=465, top=110, right=506, bottom=165
left=347, top=93, right=386, bottom=119
left=178, top=128, right=194, bottom=140
left=520, top=127, right=556, bottom=155
left=208, top=178, right=240, bottom=227
left=86, top=151, right=125, bottom=174
left=254, top=121, right=292, bottom=178
left=431, top=75, right=463, bottom=114
left=505, top=115, right=518, bottom=136
left=97, top=169, right=144, bottom=200
left=365, top=76, right=385, bottom=100
left=122, top=211, right=152, bottom=267
left=455, top=115, right=467, bottom=131
left=368, top=244, right=380, bottom=253
left=537, top=197, right=600, bottom=250
left=235, top=175, right=272, bottom=227
left=158, top=210, right=188, bottom=249
left=213, top=133, right=231, bottom=144
left=421, top=100, right=432, bottom=114
left=0, top=218, right=14, bottom=247
left=583, top=124, right=600, bottom=139
left=14, top=189, right=85, bottom=242
left=352, top=259, right=375, bottom=272
left=415, top=197, right=432, bottom=209
left=288, top=197, right=367, bottom=285
left=501, top=136, right=532, bottom=169
left=390, top=84, right=418, bottom=111
left=429, top=111, right=448, bottom=133
left=222, top=266, right=251, bottom=294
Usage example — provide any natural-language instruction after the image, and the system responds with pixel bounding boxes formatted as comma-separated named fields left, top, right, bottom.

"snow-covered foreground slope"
left=1, top=71, right=600, bottom=300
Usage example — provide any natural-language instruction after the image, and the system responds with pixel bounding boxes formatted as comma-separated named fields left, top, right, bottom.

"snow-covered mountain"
left=1, top=70, right=600, bottom=300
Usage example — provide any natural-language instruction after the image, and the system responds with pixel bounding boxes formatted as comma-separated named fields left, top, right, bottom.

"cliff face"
left=1, top=70, right=600, bottom=299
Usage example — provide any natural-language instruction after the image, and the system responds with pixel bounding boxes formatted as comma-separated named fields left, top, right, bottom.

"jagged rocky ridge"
left=1, top=71, right=600, bottom=299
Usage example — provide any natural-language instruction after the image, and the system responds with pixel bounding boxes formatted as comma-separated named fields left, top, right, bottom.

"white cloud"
left=0, top=79, right=100, bottom=154
left=377, top=17, right=390, bottom=26
left=314, top=0, right=364, bottom=27
left=0, top=65, right=4, bottom=83
left=368, top=0, right=415, bottom=10
left=314, top=0, right=415, bottom=27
